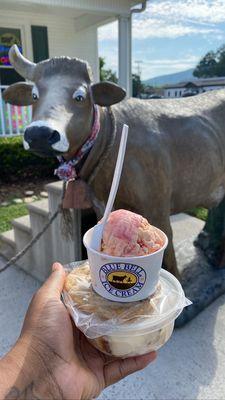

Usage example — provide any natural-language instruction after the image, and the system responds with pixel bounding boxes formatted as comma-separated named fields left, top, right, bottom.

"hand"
left=2, top=263, right=156, bottom=400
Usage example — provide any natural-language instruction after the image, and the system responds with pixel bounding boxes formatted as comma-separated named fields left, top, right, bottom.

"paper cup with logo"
left=83, top=225, right=168, bottom=302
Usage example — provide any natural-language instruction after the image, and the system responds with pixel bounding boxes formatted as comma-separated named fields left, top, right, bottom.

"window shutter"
left=31, top=26, right=49, bottom=62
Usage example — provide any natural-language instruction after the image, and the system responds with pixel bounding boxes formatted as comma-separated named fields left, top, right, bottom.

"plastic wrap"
left=62, top=261, right=191, bottom=357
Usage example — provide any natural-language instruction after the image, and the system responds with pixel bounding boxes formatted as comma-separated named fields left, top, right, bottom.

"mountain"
left=144, top=68, right=196, bottom=87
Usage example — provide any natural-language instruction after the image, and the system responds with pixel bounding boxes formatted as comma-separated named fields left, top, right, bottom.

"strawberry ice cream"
left=101, top=209, right=164, bottom=257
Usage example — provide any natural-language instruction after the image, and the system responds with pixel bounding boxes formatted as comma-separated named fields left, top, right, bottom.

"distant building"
left=164, top=77, right=225, bottom=98
left=139, top=85, right=164, bottom=99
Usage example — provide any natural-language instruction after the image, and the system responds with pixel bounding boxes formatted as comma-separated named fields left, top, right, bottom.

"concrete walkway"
left=1, top=214, right=225, bottom=399
left=0, top=258, right=39, bottom=357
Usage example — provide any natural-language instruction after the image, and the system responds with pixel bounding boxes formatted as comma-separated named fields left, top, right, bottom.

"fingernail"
left=52, top=263, right=61, bottom=272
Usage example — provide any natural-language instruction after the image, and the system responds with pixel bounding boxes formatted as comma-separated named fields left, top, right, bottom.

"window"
left=0, top=27, right=24, bottom=85
left=175, top=91, right=177, bottom=97
left=168, top=91, right=170, bottom=97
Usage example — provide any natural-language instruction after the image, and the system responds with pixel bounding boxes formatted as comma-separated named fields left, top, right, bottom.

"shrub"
left=0, top=136, right=57, bottom=183
left=187, top=207, right=208, bottom=221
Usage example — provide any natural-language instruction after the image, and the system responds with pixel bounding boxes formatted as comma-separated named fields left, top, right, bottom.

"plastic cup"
left=88, top=318, right=175, bottom=358
left=83, top=225, right=168, bottom=302
left=63, top=266, right=187, bottom=358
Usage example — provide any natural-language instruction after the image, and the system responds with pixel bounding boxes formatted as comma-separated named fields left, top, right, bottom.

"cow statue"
left=4, top=44, right=225, bottom=279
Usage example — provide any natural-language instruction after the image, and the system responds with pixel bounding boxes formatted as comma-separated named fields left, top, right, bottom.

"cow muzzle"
left=23, top=122, right=69, bottom=157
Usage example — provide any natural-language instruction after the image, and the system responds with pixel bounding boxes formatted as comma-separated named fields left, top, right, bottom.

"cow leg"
left=158, top=219, right=180, bottom=280
left=143, top=207, right=180, bottom=280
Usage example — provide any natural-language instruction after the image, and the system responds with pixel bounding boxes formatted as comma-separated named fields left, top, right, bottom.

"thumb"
left=104, top=352, right=157, bottom=387
left=41, top=262, right=66, bottom=298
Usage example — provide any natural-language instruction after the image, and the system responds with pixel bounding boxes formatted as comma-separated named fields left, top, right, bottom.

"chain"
left=0, top=182, right=67, bottom=274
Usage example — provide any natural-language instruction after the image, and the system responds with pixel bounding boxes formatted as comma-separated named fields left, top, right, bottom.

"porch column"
left=118, top=15, right=132, bottom=98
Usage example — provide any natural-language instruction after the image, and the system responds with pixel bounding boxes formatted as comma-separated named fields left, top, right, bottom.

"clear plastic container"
left=63, top=261, right=190, bottom=358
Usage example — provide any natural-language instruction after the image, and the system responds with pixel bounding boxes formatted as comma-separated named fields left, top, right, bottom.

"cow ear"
left=91, top=81, right=126, bottom=106
left=3, top=82, right=34, bottom=106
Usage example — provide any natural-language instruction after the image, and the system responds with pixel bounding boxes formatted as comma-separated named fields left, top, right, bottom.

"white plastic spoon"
left=90, top=124, right=129, bottom=251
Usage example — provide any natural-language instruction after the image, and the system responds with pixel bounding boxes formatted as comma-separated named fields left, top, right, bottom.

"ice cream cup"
left=83, top=225, right=168, bottom=302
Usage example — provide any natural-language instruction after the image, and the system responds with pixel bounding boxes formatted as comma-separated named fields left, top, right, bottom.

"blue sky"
left=98, top=0, right=225, bottom=80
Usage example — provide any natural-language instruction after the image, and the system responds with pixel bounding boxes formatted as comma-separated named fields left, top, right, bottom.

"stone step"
left=0, top=182, right=82, bottom=281
left=45, top=181, right=63, bottom=215
left=0, top=230, right=16, bottom=260
left=10, top=215, right=35, bottom=279
left=27, top=199, right=49, bottom=218
left=45, top=181, right=63, bottom=196
left=11, top=215, right=32, bottom=235
left=25, top=199, right=53, bottom=281
left=45, top=181, right=82, bottom=263
left=170, top=212, right=204, bottom=249
left=12, top=215, right=36, bottom=280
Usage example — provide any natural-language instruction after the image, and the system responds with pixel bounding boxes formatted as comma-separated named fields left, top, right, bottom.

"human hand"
left=2, top=263, right=156, bottom=400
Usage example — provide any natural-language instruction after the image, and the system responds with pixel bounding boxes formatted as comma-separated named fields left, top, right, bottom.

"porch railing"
left=0, top=85, right=32, bottom=137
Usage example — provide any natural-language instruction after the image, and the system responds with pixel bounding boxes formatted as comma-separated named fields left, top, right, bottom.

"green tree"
left=193, top=51, right=217, bottom=78
left=215, top=44, right=225, bottom=76
left=193, top=44, right=225, bottom=78
left=132, top=73, right=144, bottom=97
left=99, top=57, right=118, bottom=83
left=99, top=57, right=144, bottom=97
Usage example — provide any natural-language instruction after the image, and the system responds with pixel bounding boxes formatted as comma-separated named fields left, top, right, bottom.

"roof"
left=1, top=0, right=141, bottom=15
left=164, top=77, right=225, bottom=89
left=0, top=0, right=144, bottom=30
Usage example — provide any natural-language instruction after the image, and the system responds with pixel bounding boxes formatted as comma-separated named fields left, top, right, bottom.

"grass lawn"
left=0, top=203, right=28, bottom=233
left=187, top=207, right=208, bottom=221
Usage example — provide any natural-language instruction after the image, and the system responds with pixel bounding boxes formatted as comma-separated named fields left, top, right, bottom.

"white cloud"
left=134, top=56, right=200, bottom=79
left=142, top=55, right=200, bottom=67
left=98, top=0, right=225, bottom=41
left=132, top=18, right=218, bottom=39
left=145, top=0, right=225, bottom=25
left=98, top=21, right=118, bottom=41
left=98, top=0, right=225, bottom=80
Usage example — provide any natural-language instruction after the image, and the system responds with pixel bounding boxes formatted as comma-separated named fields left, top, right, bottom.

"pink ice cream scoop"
left=101, top=209, right=164, bottom=257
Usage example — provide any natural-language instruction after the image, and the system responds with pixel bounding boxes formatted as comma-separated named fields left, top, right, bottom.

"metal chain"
left=0, top=182, right=67, bottom=273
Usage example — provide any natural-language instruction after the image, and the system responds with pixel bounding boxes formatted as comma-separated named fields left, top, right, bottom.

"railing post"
left=0, top=85, right=32, bottom=137
left=0, top=89, right=6, bottom=135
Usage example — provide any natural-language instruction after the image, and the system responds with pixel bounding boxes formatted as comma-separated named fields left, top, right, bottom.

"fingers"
left=39, top=263, right=66, bottom=299
left=104, top=351, right=157, bottom=387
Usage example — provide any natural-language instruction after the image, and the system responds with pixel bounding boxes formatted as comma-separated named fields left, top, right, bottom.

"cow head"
left=3, top=45, right=126, bottom=159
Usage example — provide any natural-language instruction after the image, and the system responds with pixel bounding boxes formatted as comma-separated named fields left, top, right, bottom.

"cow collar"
left=54, top=105, right=100, bottom=181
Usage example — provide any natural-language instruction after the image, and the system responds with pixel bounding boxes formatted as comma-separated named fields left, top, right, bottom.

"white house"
left=0, top=0, right=147, bottom=135
left=164, top=77, right=225, bottom=98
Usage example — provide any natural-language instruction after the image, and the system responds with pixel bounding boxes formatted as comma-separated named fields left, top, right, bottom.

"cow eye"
left=75, top=94, right=84, bottom=102
left=32, top=86, right=39, bottom=101
left=73, top=87, right=86, bottom=103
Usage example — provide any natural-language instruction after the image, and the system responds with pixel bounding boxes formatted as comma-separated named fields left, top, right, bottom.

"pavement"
left=1, top=213, right=225, bottom=399
left=0, top=258, right=40, bottom=356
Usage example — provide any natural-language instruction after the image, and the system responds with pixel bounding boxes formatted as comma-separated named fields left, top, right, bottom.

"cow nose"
left=24, top=126, right=60, bottom=148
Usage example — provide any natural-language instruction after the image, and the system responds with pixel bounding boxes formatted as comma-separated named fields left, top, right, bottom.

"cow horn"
left=9, top=44, right=36, bottom=81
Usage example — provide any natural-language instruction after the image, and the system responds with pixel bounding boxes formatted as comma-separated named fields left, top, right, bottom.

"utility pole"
left=135, top=60, right=143, bottom=78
